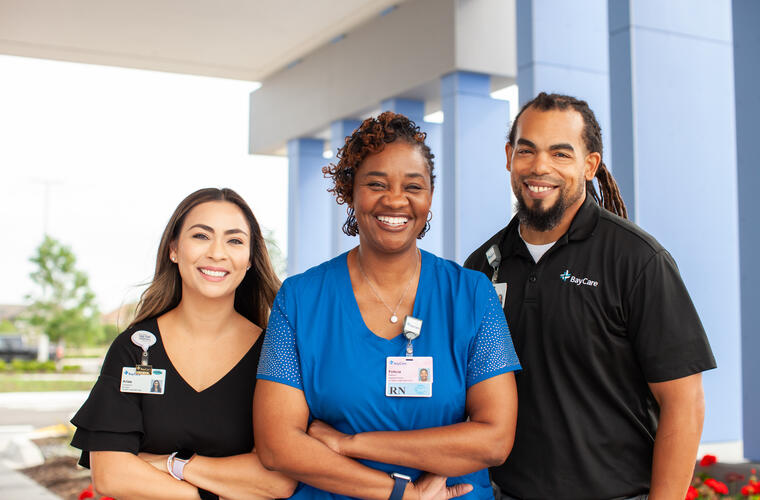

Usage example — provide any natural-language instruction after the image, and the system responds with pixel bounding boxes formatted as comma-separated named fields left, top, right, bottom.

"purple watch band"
left=167, top=452, right=194, bottom=480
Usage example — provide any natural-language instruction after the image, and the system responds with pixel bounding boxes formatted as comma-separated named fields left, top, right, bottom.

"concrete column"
left=381, top=98, right=443, bottom=256
left=609, top=0, right=740, bottom=444
left=441, top=71, right=510, bottom=263
left=287, top=137, right=330, bottom=275
left=733, top=0, right=760, bottom=460
left=330, top=119, right=362, bottom=256
left=516, top=0, right=617, bottom=203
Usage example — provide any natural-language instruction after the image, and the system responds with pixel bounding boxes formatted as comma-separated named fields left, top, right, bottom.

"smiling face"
left=507, top=107, right=600, bottom=238
left=169, top=201, right=251, bottom=301
left=351, top=141, right=433, bottom=255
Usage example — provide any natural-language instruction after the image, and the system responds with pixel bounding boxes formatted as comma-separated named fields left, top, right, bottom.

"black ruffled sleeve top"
left=71, top=318, right=263, bottom=468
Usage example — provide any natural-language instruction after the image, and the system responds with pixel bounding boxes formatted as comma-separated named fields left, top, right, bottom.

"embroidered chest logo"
left=560, top=269, right=599, bottom=287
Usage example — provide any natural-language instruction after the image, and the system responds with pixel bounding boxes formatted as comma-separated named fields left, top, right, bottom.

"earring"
left=418, top=211, right=432, bottom=238
left=170, top=255, right=177, bottom=263
left=246, top=265, right=251, bottom=271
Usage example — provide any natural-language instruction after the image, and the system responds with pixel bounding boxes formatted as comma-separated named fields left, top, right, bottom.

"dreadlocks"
left=508, top=92, right=628, bottom=219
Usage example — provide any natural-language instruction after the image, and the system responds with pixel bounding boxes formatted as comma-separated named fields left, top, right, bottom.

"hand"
left=412, top=473, right=473, bottom=500
left=138, top=452, right=170, bottom=473
left=307, top=419, right=349, bottom=455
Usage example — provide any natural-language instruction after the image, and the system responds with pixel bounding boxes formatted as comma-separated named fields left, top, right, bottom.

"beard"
left=514, top=177, right=585, bottom=232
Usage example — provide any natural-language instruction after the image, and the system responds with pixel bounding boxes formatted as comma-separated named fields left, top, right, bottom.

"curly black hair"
left=322, top=111, right=435, bottom=237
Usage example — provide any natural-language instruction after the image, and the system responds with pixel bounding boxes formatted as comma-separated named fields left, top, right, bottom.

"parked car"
left=0, top=334, right=62, bottom=362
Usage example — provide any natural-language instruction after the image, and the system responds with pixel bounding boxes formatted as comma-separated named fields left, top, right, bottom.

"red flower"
left=742, top=485, right=754, bottom=496
left=78, top=484, right=95, bottom=500
left=685, top=485, right=699, bottom=500
left=699, top=454, right=718, bottom=467
left=705, top=478, right=729, bottom=495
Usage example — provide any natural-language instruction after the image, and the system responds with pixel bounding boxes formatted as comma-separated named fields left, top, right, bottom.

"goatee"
left=515, top=194, right=567, bottom=232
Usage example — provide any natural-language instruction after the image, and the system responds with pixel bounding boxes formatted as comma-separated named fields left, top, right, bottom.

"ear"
left=584, top=152, right=601, bottom=181
left=505, top=143, right=514, bottom=173
left=169, top=241, right=178, bottom=263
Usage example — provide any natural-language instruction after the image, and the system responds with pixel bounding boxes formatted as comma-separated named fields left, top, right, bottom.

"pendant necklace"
left=357, top=249, right=420, bottom=324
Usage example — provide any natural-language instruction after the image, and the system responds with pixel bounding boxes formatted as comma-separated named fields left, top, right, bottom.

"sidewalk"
left=0, top=460, right=61, bottom=499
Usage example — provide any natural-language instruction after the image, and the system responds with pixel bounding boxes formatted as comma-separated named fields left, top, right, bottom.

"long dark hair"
left=130, top=188, right=280, bottom=328
left=509, top=92, right=628, bottom=219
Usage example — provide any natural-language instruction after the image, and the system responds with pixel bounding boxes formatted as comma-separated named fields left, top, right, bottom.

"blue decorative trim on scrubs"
left=466, top=287, right=521, bottom=388
left=257, top=289, right=302, bottom=389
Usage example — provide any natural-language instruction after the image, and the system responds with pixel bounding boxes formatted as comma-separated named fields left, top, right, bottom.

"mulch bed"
left=21, top=456, right=93, bottom=500
left=19, top=437, right=100, bottom=500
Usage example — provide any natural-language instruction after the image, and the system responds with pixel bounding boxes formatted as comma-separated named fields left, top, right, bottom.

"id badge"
left=120, top=367, right=166, bottom=395
left=493, top=282, right=507, bottom=309
left=386, top=357, right=432, bottom=397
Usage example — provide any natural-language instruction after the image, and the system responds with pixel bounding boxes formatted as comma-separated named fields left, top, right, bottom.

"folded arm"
left=138, top=449, right=296, bottom=500
left=253, top=380, right=472, bottom=500
left=310, top=372, right=517, bottom=477
left=91, top=451, right=200, bottom=500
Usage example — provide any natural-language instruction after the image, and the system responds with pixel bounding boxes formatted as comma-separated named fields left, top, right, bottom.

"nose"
left=207, top=237, right=226, bottom=260
left=382, top=187, right=409, bottom=209
left=532, top=151, right=553, bottom=175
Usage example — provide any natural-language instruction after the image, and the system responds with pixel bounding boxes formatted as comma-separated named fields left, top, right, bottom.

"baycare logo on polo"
left=560, top=269, right=599, bottom=287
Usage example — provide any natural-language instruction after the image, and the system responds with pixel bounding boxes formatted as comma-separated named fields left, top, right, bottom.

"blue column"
left=516, top=0, right=618, bottom=204
left=330, top=119, right=362, bottom=256
left=609, top=1, right=740, bottom=444
left=734, top=0, right=760, bottom=460
left=441, top=71, right=510, bottom=263
left=381, top=98, right=443, bottom=256
left=287, top=138, right=330, bottom=275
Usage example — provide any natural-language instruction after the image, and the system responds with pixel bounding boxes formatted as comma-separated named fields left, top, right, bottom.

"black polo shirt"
left=464, top=196, right=716, bottom=500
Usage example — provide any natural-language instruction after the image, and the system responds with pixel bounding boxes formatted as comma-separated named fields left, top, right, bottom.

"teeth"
left=527, top=185, right=553, bottom=193
left=200, top=268, right=227, bottom=277
left=377, top=215, right=408, bottom=226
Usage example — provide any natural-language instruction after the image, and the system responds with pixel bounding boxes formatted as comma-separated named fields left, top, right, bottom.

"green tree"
left=24, top=235, right=104, bottom=346
left=0, top=319, right=17, bottom=333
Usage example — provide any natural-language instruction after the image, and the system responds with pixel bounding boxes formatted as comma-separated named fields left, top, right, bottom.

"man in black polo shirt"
left=464, top=93, right=716, bottom=500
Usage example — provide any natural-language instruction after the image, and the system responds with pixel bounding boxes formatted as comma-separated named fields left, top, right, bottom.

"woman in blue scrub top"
left=254, top=112, right=521, bottom=500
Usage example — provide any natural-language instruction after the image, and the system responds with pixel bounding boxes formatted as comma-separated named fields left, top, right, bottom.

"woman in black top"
left=71, top=188, right=295, bottom=500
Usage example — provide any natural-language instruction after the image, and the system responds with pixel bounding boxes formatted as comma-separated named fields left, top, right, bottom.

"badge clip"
left=131, top=330, right=157, bottom=374
left=486, top=245, right=501, bottom=283
left=402, top=316, right=422, bottom=357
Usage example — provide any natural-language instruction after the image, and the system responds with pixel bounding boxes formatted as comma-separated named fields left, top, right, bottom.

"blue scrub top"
left=258, top=250, right=520, bottom=500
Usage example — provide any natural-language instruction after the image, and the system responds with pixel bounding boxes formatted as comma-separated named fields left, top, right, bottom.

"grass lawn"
left=0, top=376, right=95, bottom=392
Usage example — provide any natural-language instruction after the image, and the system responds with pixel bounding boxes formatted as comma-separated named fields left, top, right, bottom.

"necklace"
left=357, top=249, right=420, bottom=324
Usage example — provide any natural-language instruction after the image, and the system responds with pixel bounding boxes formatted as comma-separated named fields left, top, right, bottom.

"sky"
left=0, top=55, right=288, bottom=313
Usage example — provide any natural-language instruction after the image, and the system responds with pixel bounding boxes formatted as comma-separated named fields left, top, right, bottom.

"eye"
left=367, top=181, right=386, bottom=190
left=554, top=151, right=571, bottom=158
left=406, top=184, right=423, bottom=192
left=192, top=233, right=210, bottom=240
left=228, top=238, right=244, bottom=245
left=517, top=149, right=533, bottom=155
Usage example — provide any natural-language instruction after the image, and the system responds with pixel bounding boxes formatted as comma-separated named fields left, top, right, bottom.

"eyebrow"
left=516, top=138, right=575, bottom=152
left=187, top=223, right=248, bottom=236
left=364, top=170, right=427, bottom=179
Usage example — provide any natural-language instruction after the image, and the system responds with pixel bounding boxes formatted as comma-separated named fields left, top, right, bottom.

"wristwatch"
left=389, top=472, right=412, bottom=500
left=167, top=449, right=195, bottom=480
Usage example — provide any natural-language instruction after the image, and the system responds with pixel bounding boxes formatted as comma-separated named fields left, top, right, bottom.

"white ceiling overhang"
left=0, top=0, right=404, bottom=81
